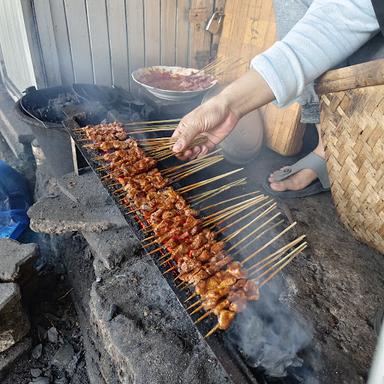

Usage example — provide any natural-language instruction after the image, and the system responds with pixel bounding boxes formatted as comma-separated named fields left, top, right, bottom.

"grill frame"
left=63, top=115, right=261, bottom=384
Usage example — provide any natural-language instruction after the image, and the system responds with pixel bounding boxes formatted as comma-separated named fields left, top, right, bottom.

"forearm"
left=218, top=70, right=275, bottom=118
left=251, top=0, right=380, bottom=106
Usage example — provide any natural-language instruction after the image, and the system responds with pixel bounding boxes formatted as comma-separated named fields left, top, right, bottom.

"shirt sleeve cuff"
left=250, top=42, right=303, bottom=108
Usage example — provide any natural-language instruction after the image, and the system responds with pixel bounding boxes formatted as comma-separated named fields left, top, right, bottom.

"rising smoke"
left=226, top=272, right=319, bottom=383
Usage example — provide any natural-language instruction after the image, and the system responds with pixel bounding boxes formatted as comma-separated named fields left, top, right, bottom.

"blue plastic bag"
left=0, top=160, right=30, bottom=239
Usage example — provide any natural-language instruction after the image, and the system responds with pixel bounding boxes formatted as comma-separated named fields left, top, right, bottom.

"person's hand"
left=171, top=96, right=239, bottom=160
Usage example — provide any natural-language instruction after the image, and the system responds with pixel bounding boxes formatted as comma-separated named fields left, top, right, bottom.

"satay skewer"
left=189, top=178, right=247, bottom=206
left=241, top=222, right=298, bottom=265
left=162, top=149, right=222, bottom=175
left=226, top=212, right=282, bottom=252
left=252, top=242, right=308, bottom=285
left=177, top=168, right=244, bottom=193
left=232, top=219, right=285, bottom=256
left=211, top=199, right=273, bottom=230
left=124, top=118, right=180, bottom=126
left=223, top=203, right=277, bottom=243
left=247, top=236, right=306, bottom=277
left=204, top=324, right=220, bottom=338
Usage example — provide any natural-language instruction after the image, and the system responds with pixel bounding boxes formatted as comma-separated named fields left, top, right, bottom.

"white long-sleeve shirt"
left=251, top=0, right=380, bottom=107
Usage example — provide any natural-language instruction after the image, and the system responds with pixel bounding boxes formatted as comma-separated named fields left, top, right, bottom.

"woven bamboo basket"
left=316, top=59, right=384, bottom=254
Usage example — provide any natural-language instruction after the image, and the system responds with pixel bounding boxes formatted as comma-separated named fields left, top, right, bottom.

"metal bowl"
left=131, top=66, right=217, bottom=101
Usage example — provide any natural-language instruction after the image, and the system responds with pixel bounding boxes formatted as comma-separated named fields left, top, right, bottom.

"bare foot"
left=268, top=146, right=325, bottom=192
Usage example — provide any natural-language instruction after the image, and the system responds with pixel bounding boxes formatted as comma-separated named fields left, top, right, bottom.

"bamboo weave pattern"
left=321, top=86, right=384, bottom=253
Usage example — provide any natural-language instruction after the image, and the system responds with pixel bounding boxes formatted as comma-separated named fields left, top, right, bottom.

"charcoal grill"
left=61, top=104, right=311, bottom=384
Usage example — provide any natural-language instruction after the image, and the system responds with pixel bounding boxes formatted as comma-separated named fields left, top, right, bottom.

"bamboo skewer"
left=257, top=246, right=307, bottom=287
left=222, top=204, right=277, bottom=244
left=203, top=196, right=267, bottom=227
left=124, top=119, right=180, bottom=126
left=214, top=200, right=274, bottom=233
left=203, top=195, right=263, bottom=221
left=78, top=124, right=309, bottom=339
left=232, top=218, right=284, bottom=256
left=162, top=149, right=222, bottom=175
left=189, top=178, right=247, bottom=206
left=177, top=168, right=244, bottom=194
left=168, top=157, right=223, bottom=183
left=226, top=212, right=282, bottom=252
left=247, top=236, right=306, bottom=276
left=158, top=252, right=171, bottom=260
left=199, top=191, right=261, bottom=212
left=241, top=222, right=298, bottom=265
left=204, top=324, right=220, bottom=338
left=163, top=265, right=177, bottom=274
left=187, top=299, right=202, bottom=311
left=185, top=293, right=197, bottom=303
left=252, top=242, right=308, bottom=285
left=190, top=304, right=204, bottom=315
left=128, top=127, right=176, bottom=134
left=194, top=310, right=212, bottom=324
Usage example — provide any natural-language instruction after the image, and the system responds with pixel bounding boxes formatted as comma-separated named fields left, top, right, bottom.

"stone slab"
left=0, top=239, right=38, bottom=282
left=89, top=255, right=232, bottom=384
left=28, top=171, right=127, bottom=234
left=0, top=283, right=30, bottom=352
left=82, top=227, right=140, bottom=272
left=0, top=85, right=34, bottom=159
left=0, top=336, right=31, bottom=378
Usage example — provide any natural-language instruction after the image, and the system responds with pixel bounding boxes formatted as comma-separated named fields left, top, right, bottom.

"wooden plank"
left=160, top=0, right=177, bottom=65
left=210, top=0, right=226, bottom=59
left=63, top=0, right=93, bottom=83
left=189, top=0, right=214, bottom=68
left=126, top=0, right=145, bottom=90
left=49, top=0, right=75, bottom=84
left=86, top=0, right=112, bottom=86
left=216, top=0, right=303, bottom=156
left=144, top=0, right=161, bottom=66
left=33, top=0, right=61, bottom=86
left=175, top=0, right=190, bottom=67
left=316, top=59, right=384, bottom=94
left=107, top=0, right=130, bottom=89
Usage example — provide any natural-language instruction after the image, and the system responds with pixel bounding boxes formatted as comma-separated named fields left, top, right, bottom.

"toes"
left=270, top=181, right=288, bottom=192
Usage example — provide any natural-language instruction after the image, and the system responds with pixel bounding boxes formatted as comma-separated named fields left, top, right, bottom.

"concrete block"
left=89, top=256, right=231, bottom=384
left=0, top=85, right=34, bottom=159
left=83, top=227, right=140, bottom=271
left=0, top=336, right=31, bottom=378
left=0, top=239, right=38, bottom=283
left=0, top=283, right=30, bottom=352
left=28, top=171, right=127, bottom=234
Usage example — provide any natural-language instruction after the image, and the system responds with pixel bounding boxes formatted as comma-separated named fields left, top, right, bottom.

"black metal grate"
left=63, top=115, right=261, bottom=384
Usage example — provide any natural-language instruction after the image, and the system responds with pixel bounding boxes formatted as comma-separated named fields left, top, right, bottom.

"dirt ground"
left=244, top=127, right=384, bottom=384
left=1, top=120, right=383, bottom=384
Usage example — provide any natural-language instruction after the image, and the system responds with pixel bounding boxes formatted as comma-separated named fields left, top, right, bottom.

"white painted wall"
left=0, top=0, right=38, bottom=96
left=33, top=0, right=220, bottom=90
left=0, top=0, right=223, bottom=96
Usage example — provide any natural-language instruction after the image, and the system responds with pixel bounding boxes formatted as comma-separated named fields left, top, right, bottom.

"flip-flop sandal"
left=262, top=152, right=331, bottom=199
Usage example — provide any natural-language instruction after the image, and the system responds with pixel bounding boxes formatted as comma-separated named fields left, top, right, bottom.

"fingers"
left=175, top=146, right=201, bottom=161
left=172, top=117, right=201, bottom=153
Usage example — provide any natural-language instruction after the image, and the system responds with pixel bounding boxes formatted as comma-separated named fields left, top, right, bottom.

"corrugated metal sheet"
left=31, top=0, right=222, bottom=91
left=0, top=0, right=38, bottom=95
